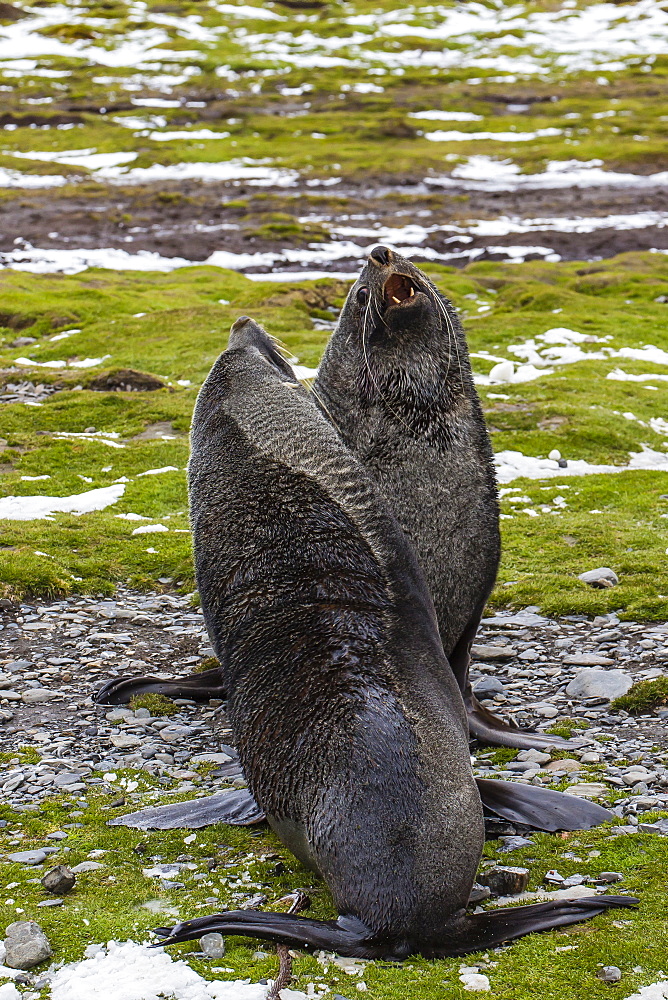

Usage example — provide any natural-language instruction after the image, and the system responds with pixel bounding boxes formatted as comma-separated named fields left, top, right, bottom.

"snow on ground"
left=495, top=445, right=668, bottom=483
left=0, top=484, right=126, bottom=520
left=46, top=940, right=317, bottom=1000
left=623, top=983, right=668, bottom=1000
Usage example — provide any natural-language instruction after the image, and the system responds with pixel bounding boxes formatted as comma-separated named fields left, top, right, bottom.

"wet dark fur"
left=155, top=318, right=637, bottom=960
left=313, top=249, right=567, bottom=748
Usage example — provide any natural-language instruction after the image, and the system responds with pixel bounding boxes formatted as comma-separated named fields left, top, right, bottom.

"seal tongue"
left=384, top=273, right=415, bottom=307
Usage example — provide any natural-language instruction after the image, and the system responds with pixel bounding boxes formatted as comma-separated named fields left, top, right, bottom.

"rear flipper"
left=477, top=777, right=612, bottom=833
left=154, top=895, right=637, bottom=960
left=107, top=789, right=265, bottom=830
left=95, top=667, right=226, bottom=705
left=467, top=692, right=573, bottom=750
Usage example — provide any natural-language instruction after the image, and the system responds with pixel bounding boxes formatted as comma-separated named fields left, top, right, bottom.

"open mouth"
left=383, top=272, right=418, bottom=309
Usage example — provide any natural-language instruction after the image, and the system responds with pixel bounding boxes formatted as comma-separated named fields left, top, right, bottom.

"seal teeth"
left=409, top=286, right=414, bottom=297
left=391, top=295, right=401, bottom=304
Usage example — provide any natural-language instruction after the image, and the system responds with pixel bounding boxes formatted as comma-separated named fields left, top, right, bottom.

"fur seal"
left=136, top=317, right=635, bottom=960
left=313, top=245, right=565, bottom=750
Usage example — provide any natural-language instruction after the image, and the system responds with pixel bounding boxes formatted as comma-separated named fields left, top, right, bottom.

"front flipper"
left=477, top=777, right=612, bottom=832
left=95, top=667, right=226, bottom=705
left=467, top=693, right=572, bottom=750
left=107, top=789, right=265, bottom=830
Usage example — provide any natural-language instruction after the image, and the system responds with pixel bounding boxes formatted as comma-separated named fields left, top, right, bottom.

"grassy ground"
left=2, top=253, right=668, bottom=613
left=0, top=771, right=666, bottom=1000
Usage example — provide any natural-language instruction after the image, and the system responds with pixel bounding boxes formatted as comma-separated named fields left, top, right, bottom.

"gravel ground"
left=1, top=593, right=667, bottom=833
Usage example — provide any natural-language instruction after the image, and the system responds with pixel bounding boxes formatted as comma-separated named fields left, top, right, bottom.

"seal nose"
left=369, top=245, right=392, bottom=267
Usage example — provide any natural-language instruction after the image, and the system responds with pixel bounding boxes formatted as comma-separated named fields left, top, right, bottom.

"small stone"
left=565, top=669, right=632, bottom=700
left=21, top=689, right=58, bottom=704
left=548, top=449, right=561, bottom=461
left=563, top=653, right=616, bottom=667
left=480, top=866, right=530, bottom=896
left=578, top=567, right=618, bottom=588
left=544, top=870, right=565, bottom=884
left=565, top=782, right=608, bottom=799
left=3, top=921, right=52, bottom=970
left=7, top=849, right=49, bottom=866
left=70, top=861, right=104, bottom=873
left=597, top=967, right=622, bottom=983
left=596, top=872, right=624, bottom=883
left=473, top=677, right=505, bottom=698
left=471, top=644, right=516, bottom=662
left=544, top=759, right=581, bottom=772
left=517, top=749, right=551, bottom=764
left=41, top=865, right=76, bottom=894
left=110, top=734, right=141, bottom=749
left=468, top=883, right=491, bottom=904
left=498, top=836, right=533, bottom=852
left=557, top=458, right=568, bottom=468
left=200, top=932, right=225, bottom=959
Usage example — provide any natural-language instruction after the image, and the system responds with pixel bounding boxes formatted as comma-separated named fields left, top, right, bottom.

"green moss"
left=546, top=719, right=590, bottom=739
left=129, top=693, right=179, bottom=715
left=611, top=678, right=668, bottom=715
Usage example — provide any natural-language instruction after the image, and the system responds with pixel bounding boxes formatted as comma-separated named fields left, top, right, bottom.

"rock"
left=7, top=849, right=49, bottom=865
left=578, top=567, right=618, bottom=588
left=480, top=866, right=530, bottom=896
left=543, top=758, right=581, bottom=772
left=638, top=819, right=668, bottom=834
left=517, top=749, right=551, bottom=764
left=565, top=669, right=632, bottom=700
left=110, top=734, right=141, bottom=749
left=565, top=782, right=608, bottom=799
left=70, top=861, right=104, bottom=873
left=597, top=967, right=622, bottom=983
left=473, top=677, right=505, bottom=698
left=498, top=836, right=533, bottom=852
left=471, top=644, right=516, bottom=662
left=468, top=883, right=491, bottom=904
left=3, top=921, right=52, bottom=969
left=562, top=653, right=616, bottom=667
left=21, top=689, right=58, bottom=704
left=41, top=865, right=75, bottom=894
left=200, top=932, right=225, bottom=958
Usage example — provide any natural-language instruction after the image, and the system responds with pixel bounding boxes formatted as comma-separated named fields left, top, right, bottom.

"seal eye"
left=356, top=286, right=369, bottom=307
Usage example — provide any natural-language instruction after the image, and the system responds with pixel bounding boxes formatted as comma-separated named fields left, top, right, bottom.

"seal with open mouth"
left=313, top=245, right=563, bottom=750
left=135, top=317, right=636, bottom=960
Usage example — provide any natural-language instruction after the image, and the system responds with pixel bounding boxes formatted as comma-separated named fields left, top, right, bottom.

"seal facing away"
left=148, top=317, right=636, bottom=960
left=313, top=245, right=564, bottom=750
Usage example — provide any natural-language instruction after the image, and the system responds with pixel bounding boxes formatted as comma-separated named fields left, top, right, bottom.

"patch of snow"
left=624, top=983, right=668, bottom=1000
left=428, top=156, right=668, bottom=192
left=409, top=110, right=482, bottom=121
left=147, top=129, right=231, bottom=141
left=0, top=484, right=125, bottom=521
left=0, top=167, right=68, bottom=188
left=131, top=523, right=169, bottom=534
left=11, top=150, right=137, bottom=170
left=424, top=128, right=562, bottom=142
left=136, top=466, right=180, bottom=476
left=607, top=369, right=668, bottom=383
left=48, top=939, right=315, bottom=1000
left=495, top=445, right=668, bottom=483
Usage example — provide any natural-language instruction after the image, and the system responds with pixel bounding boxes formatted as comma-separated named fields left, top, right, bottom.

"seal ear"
left=228, top=316, right=297, bottom=382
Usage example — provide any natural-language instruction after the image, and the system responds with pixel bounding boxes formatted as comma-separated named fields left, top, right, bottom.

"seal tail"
left=476, top=777, right=613, bottom=832
left=154, top=896, right=637, bottom=960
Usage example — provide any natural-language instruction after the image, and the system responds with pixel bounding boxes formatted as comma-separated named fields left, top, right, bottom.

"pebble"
left=579, top=568, right=619, bottom=588
left=565, top=669, right=632, bottom=700
left=41, top=865, right=76, bottom=894
left=473, top=677, right=505, bottom=698
left=3, top=921, right=52, bottom=969
left=471, top=644, right=516, bottom=661
left=200, top=932, right=226, bottom=959
left=480, top=866, right=530, bottom=896
left=597, top=966, right=622, bottom=983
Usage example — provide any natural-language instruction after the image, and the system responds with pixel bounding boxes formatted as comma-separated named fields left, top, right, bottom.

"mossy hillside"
left=0, top=776, right=666, bottom=999
left=3, top=0, right=668, bottom=199
left=2, top=253, right=668, bottom=606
